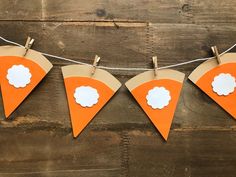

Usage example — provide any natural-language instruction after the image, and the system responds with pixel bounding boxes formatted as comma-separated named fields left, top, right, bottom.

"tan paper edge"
left=125, top=69, right=185, bottom=91
left=188, top=53, right=236, bottom=83
left=0, top=46, right=53, bottom=73
left=61, top=65, right=122, bottom=92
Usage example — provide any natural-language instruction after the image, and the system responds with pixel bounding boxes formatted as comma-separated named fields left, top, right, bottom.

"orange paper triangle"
left=125, top=69, right=185, bottom=140
left=62, top=65, right=121, bottom=137
left=0, top=46, right=53, bottom=118
left=189, top=53, right=236, bottom=119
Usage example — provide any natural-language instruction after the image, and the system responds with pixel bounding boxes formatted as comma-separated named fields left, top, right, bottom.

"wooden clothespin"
left=23, top=36, right=34, bottom=57
left=152, top=56, right=158, bottom=77
left=91, top=55, right=100, bottom=75
left=211, top=46, right=221, bottom=64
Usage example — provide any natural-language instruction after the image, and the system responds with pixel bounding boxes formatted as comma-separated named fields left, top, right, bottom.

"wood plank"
left=193, top=0, right=236, bottom=24
left=0, top=128, right=235, bottom=177
left=149, top=23, right=236, bottom=68
left=0, top=21, right=148, bottom=72
left=1, top=0, right=236, bottom=24
left=0, top=22, right=236, bottom=129
left=0, top=129, right=122, bottom=177
left=0, top=0, right=42, bottom=21
left=44, top=0, right=193, bottom=23
left=128, top=130, right=236, bottom=177
left=1, top=22, right=236, bottom=72
left=0, top=0, right=193, bottom=23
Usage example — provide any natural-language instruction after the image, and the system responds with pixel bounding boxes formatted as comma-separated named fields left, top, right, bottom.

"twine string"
left=0, top=36, right=235, bottom=71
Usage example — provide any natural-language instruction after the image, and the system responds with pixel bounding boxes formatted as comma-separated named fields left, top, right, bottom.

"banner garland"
left=0, top=36, right=236, bottom=141
left=62, top=58, right=121, bottom=138
left=189, top=47, right=236, bottom=119
left=125, top=57, right=185, bottom=140
left=0, top=37, right=52, bottom=117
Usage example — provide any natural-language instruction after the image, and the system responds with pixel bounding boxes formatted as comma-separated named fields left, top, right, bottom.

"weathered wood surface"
left=1, top=0, right=236, bottom=24
left=0, top=1, right=236, bottom=177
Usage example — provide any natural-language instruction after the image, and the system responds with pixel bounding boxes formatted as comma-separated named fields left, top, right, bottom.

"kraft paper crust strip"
left=62, top=65, right=121, bottom=92
left=0, top=45, right=53, bottom=73
left=189, top=53, right=236, bottom=83
left=125, top=69, right=185, bottom=91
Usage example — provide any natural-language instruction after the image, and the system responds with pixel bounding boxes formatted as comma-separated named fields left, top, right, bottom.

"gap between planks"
left=0, top=168, right=121, bottom=175
left=0, top=19, right=148, bottom=27
left=1, top=120, right=236, bottom=132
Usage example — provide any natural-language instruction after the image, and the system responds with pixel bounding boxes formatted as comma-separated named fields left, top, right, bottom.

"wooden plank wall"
left=0, top=0, right=236, bottom=177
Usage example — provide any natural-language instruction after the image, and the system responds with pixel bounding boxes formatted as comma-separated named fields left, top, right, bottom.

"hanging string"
left=0, top=36, right=236, bottom=71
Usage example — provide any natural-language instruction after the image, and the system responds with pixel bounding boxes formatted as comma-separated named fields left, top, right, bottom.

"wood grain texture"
left=0, top=0, right=194, bottom=22
left=0, top=129, right=122, bottom=177
left=0, top=128, right=235, bottom=177
left=1, top=0, right=236, bottom=24
left=0, top=0, right=236, bottom=177
left=128, top=130, right=236, bottom=177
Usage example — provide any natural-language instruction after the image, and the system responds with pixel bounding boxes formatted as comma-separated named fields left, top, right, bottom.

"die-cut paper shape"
left=0, top=45, right=53, bottom=118
left=62, top=65, right=121, bottom=138
left=7, top=64, right=32, bottom=88
left=74, top=86, right=99, bottom=107
left=189, top=53, right=236, bottom=119
left=146, top=86, right=171, bottom=109
left=125, top=69, right=185, bottom=141
left=211, top=73, right=236, bottom=96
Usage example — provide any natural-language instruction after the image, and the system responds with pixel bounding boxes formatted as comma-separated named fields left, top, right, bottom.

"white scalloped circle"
left=212, top=73, right=236, bottom=96
left=74, top=86, right=99, bottom=107
left=146, top=86, right=171, bottom=109
left=7, top=64, right=32, bottom=88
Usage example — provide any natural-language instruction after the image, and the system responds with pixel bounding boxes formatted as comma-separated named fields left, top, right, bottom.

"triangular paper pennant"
left=189, top=52, right=236, bottom=119
left=0, top=45, right=53, bottom=118
left=62, top=65, right=121, bottom=138
left=125, top=69, right=185, bottom=140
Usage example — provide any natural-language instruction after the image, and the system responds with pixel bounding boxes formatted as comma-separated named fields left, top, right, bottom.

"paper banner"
left=189, top=52, right=236, bottom=119
left=0, top=45, right=53, bottom=118
left=125, top=69, right=185, bottom=141
left=62, top=65, right=121, bottom=138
